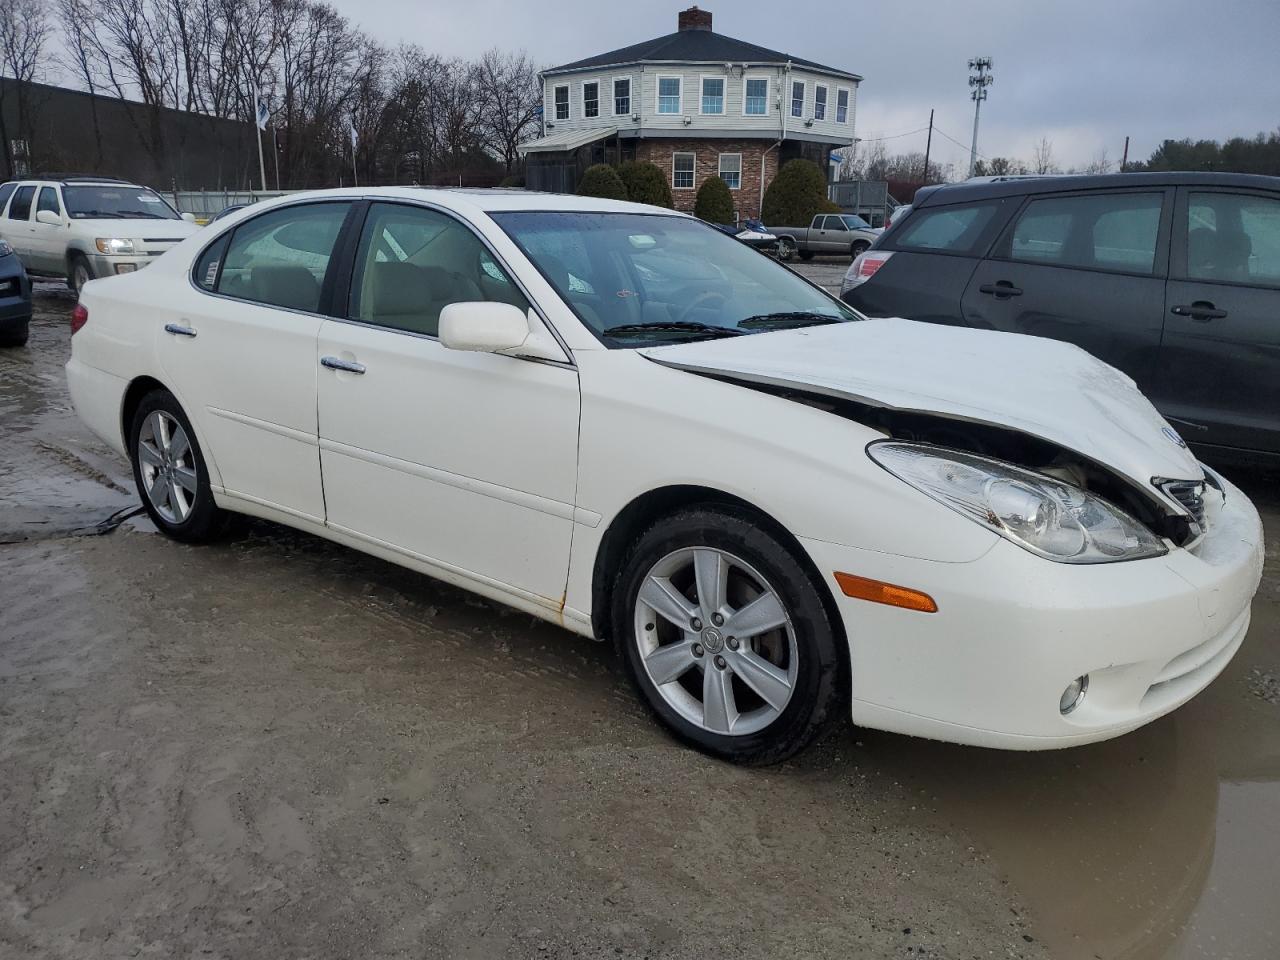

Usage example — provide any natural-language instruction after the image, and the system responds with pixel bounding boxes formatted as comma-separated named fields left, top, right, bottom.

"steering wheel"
left=675, top=289, right=728, bottom=325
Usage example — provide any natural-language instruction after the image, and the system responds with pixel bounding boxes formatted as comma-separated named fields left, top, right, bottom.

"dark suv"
left=841, top=172, right=1280, bottom=462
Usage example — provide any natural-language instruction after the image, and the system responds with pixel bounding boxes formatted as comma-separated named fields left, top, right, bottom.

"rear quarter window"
left=892, top=201, right=1001, bottom=254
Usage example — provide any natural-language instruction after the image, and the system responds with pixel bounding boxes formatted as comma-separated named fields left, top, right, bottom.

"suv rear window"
left=1009, top=192, right=1163, bottom=274
left=893, top=202, right=1000, bottom=254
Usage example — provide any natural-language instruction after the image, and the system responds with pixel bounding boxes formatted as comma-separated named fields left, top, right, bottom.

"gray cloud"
left=331, top=0, right=1280, bottom=170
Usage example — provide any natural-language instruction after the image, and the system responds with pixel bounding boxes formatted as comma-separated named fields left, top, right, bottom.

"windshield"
left=842, top=215, right=872, bottom=230
left=492, top=212, right=859, bottom=347
left=63, top=185, right=181, bottom=220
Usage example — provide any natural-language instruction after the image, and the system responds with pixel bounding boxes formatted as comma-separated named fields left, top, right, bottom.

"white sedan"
left=65, top=188, right=1265, bottom=764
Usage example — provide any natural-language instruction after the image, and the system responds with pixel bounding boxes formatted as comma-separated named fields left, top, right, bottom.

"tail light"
left=840, top=250, right=894, bottom=296
left=71, top=303, right=88, bottom=335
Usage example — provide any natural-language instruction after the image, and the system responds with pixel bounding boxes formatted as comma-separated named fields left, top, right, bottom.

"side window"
left=0, top=182, right=19, bottom=213
left=37, top=187, right=60, bottom=216
left=349, top=202, right=529, bottom=337
left=193, top=234, right=230, bottom=291
left=1187, top=192, right=1280, bottom=286
left=216, top=202, right=350, bottom=312
left=893, top=202, right=1000, bottom=254
left=1009, top=193, right=1163, bottom=274
left=8, top=185, right=35, bottom=221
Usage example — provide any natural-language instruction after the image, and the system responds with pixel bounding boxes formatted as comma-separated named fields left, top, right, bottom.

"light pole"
left=967, top=57, right=993, bottom=178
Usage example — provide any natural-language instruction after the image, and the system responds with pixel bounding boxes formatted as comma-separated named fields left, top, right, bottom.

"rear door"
left=1159, top=186, right=1280, bottom=454
left=960, top=188, right=1172, bottom=394
left=843, top=198, right=1009, bottom=321
left=3, top=184, right=36, bottom=262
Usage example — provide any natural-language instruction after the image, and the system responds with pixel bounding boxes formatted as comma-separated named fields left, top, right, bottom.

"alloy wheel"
left=137, top=410, right=198, bottom=524
left=634, top=547, right=798, bottom=736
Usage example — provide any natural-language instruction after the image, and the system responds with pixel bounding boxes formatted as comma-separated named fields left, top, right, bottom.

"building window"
left=744, top=78, right=768, bottom=116
left=583, top=81, right=599, bottom=118
left=836, top=88, right=850, bottom=123
left=554, top=85, right=569, bottom=121
left=673, top=152, right=695, bottom=189
left=814, top=85, right=828, bottom=121
left=613, top=78, right=630, bottom=115
left=701, top=77, right=724, bottom=114
left=790, top=80, right=804, bottom=118
left=718, top=154, right=741, bottom=190
left=658, top=76, right=682, bottom=114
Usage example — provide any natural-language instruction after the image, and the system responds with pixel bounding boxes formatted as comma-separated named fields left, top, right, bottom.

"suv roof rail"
left=36, top=173, right=134, bottom=184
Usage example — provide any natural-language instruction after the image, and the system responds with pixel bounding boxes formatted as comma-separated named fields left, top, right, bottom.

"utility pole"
left=1121, top=135, right=1130, bottom=172
left=967, top=57, right=993, bottom=178
left=922, top=109, right=934, bottom=183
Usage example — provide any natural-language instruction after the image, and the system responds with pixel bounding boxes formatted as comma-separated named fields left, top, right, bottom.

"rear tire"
left=0, top=321, right=28, bottom=347
left=128, top=389, right=226, bottom=543
left=611, top=506, right=845, bottom=765
left=69, top=254, right=93, bottom=295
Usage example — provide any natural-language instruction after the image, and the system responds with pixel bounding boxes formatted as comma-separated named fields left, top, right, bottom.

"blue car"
left=0, top=235, right=32, bottom=347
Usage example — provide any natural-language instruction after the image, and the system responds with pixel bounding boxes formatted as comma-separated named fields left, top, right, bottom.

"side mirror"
left=181, top=212, right=197, bottom=223
left=439, top=301, right=530, bottom=353
left=35, top=209, right=61, bottom=226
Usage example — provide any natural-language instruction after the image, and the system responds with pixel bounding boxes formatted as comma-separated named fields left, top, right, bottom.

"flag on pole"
left=349, top=119, right=358, bottom=151
left=254, top=90, right=271, bottom=131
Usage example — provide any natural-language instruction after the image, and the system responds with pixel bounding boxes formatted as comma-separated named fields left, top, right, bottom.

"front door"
left=961, top=188, right=1172, bottom=396
left=316, top=201, right=580, bottom=607
left=156, top=200, right=354, bottom=520
left=1160, top=186, right=1280, bottom=455
left=29, top=186, right=65, bottom=273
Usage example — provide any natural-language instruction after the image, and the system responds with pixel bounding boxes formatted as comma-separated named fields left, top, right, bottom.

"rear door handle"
left=163, top=322, right=197, bottom=338
left=978, top=281, right=1023, bottom=298
left=1170, top=301, right=1228, bottom=321
left=320, top=356, right=366, bottom=374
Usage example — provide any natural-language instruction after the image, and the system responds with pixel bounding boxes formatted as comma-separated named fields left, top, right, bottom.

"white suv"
left=0, top=176, right=200, bottom=294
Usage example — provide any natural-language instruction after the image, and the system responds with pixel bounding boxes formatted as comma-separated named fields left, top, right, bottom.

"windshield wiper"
left=605, top=321, right=745, bottom=339
left=736, top=311, right=847, bottom=330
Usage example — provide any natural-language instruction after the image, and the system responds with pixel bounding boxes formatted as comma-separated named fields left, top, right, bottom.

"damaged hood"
left=639, top=318, right=1202, bottom=488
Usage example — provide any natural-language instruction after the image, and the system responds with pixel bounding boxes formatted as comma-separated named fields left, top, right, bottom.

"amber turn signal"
left=833, top=572, right=938, bottom=613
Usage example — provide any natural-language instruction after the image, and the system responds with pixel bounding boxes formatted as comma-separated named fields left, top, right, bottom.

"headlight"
left=868, top=441, right=1167, bottom=563
left=95, top=238, right=135, bottom=255
left=0, top=239, right=13, bottom=257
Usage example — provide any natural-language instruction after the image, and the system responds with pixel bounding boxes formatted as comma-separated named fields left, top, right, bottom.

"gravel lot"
left=3, top=283, right=1278, bottom=960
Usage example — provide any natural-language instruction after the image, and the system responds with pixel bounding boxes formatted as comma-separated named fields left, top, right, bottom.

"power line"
left=933, top=125, right=992, bottom=162
left=855, top=126, right=931, bottom=143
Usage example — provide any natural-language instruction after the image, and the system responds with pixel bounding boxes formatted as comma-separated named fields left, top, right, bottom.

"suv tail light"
left=71, top=303, right=88, bottom=335
left=840, top=250, right=894, bottom=296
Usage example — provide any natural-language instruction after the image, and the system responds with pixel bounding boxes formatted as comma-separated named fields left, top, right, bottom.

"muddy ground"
left=1, top=284, right=1278, bottom=960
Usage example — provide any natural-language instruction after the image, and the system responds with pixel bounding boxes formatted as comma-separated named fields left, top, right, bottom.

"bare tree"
left=1032, top=136, right=1058, bottom=174
left=474, top=48, right=540, bottom=174
left=0, top=0, right=51, bottom=174
left=1079, top=146, right=1111, bottom=174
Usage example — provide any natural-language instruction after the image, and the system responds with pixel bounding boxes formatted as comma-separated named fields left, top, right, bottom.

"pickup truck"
left=769, top=214, right=880, bottom=261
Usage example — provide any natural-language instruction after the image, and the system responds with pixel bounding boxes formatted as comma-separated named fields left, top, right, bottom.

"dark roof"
left=914, top=171, right=1280, bottom=207
left=545, top=29, right=860, bottom=81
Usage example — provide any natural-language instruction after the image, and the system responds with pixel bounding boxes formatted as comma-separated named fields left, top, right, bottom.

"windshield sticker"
left=138, top=195, right=162, bottom=203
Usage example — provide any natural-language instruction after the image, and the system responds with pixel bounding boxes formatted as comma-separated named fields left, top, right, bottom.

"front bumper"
left=86, top=253, right=158, bottom=278
left=800, top=474, right=1265, bottom=749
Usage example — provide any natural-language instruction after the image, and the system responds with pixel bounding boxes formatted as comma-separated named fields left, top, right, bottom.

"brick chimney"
left=678, top=6, right=712, bottom=31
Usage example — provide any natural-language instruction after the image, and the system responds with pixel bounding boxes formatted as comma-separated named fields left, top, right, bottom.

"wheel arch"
left=589, top=485, right=849, bottom=676
left=120, top=374, right=172, bottom=450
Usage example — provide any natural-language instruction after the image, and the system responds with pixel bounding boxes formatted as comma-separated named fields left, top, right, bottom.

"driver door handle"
left=1170, top=301, right=1228, bottom=322
left=978, top=281, right=1023, bottom=298
left=320, top=356, right=366, bottom=374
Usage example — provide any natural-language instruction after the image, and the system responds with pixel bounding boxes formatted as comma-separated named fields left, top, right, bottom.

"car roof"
left=247, top=186, right=692, bottom=219
left=913, top=171, right=1280, bottom=208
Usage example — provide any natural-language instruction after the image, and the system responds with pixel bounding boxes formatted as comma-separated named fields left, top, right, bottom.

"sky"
left=326, top=0, right=1280, bottom=172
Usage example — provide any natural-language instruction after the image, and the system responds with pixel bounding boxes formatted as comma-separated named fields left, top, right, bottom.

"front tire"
left=0, top=320, right=28, bottom=347
left=69, top=254, right=93, bottom=295
left=612, top=507, right=845, bottom=765
left=851, top=240, right=870, bottom=258
left=129, top=389, right=225, bottom=542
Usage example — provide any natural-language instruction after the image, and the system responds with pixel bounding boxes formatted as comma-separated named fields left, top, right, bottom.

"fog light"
left=114, top=263, right=137, bottom=274
left=1060, top=675, right=1089, bottom=715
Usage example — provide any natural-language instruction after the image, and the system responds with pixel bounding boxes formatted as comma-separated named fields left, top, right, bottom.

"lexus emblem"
left=1162, top=426, right=1188, bottom=449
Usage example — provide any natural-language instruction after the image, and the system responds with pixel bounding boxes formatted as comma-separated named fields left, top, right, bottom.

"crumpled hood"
left=639, top=318, right=1202, bottom=489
